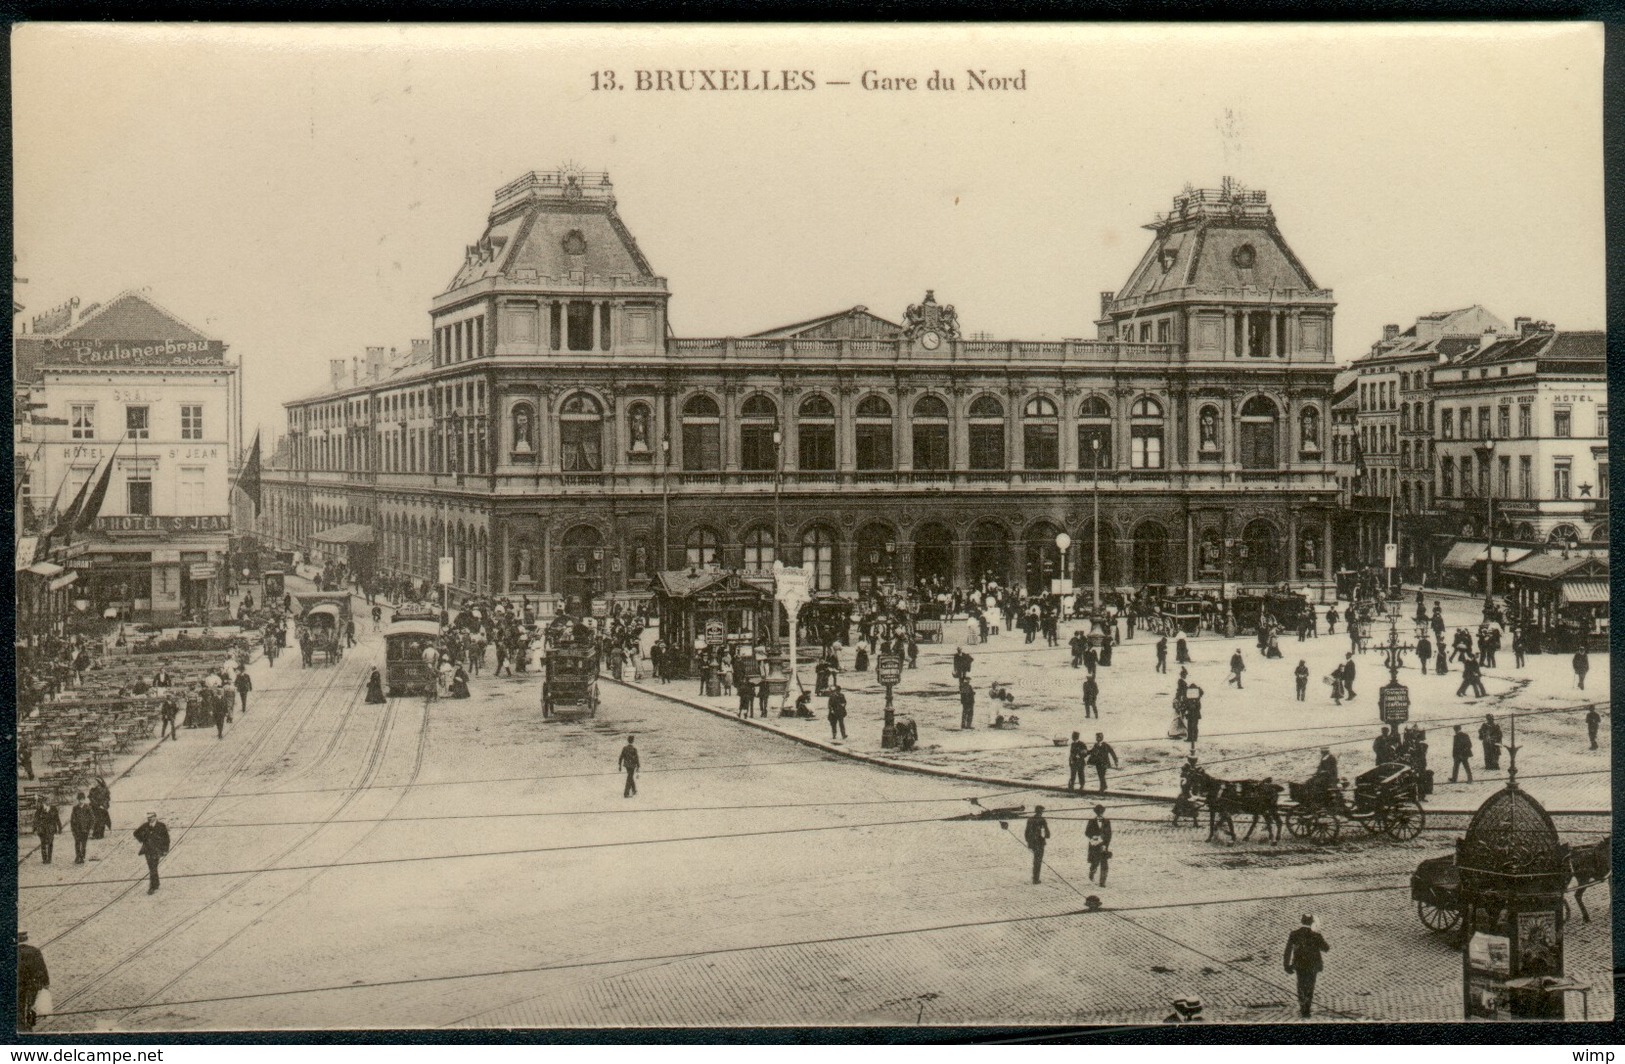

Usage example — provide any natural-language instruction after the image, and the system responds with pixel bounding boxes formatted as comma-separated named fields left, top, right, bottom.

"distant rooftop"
left=492, top=169, right=617, bottom=215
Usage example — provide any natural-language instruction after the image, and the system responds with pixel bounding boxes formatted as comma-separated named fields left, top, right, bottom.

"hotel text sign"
left=93, top=514, right=230, bottom=533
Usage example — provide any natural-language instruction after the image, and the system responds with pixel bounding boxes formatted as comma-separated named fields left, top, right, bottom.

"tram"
left=383, top=619, right=441, bottom=697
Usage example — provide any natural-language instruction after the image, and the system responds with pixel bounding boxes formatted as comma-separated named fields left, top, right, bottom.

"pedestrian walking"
left=1085, top=805, right=1113, bottom=886
left=828, top=684, right=848, bottom=740
left=1325, top=606, right=1338, bottom=635
left=17, top=932, right=49, bottom=1032
left=1294, top=660, right=1309, bottom=701
left=1024, top=805, right=1050, bottom=884
left=32, top=797, right=60, bottom=864
left=1479, top=714, right=1502, bottom=770
left=1459, top=656, right=1487, bottom=698
left=617, top=735, right=640, bottom=798
left=69, top=793, right=94, bottom=864
left=1087, top=732, right=1119, bottom=792
left=1182, top=686, right=1203, bottom=748
left=1512, top=628, right=1526, bottom=668
left=737, top=676, right=754, bottom=718
left=1175, top=635, right=1190, bottom=665
left=18, top=733, right=34, bottom=779
left=1068, top=731, right=1088, bottom=791
left=1585, top=706, right=1601, bottom=750
left=213, top=692, right=230, bottom=739
left=1155, top=635, right=1168, bottom=674
left=757, top=675, right=771, bottom=717
left=1415, top=634, right=1432, bottom=675
left=1283, top=915, right=1330, bottom=1019
left=1573, top=647, right=1590, bottom=690
left=134, top=811, right=170, bottom=893
left=89, top=776, right=112, bottom=839
left=234, top=667, right=253, bottom=716
left=1450, top=724, right=1474, bottom=782
left=958, top=678, right=975, bottom=730
left=1228, top=649, right=1245, bottom=688
left=1082, top=675, right=1099, bottom=719
left=1341, top=655, right=1356, bottom=699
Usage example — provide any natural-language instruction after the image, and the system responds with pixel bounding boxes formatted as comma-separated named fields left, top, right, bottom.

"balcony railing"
left=666, top=337, right=1182, bottom=364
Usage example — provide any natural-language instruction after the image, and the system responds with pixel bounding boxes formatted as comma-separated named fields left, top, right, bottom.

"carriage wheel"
left=1384, top=800, right=1424, bottom=842
left=1284, top=810, right=1312, bottom=839
left=1417, top=900, right=1461, bottom=932
left=1359, top=812, right=1386, bottom=835
left=1306, top=811, right=1341, bottom=845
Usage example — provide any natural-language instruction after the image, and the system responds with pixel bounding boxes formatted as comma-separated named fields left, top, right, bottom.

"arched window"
left=1130, top=396, right=1164, bottom=470
left=798, top=394, right=836, bottom=471
left=1022, top=396, right=1059, bottom=470
left=1239, top=396, right=1279, bottom=470
left=855, top=395, right=893, bottom=471
left=739, top=394, right=778, bottom=472
left=685, top=526, right=720, bottom=569
left=799, top=526, right=836, bottom=592
left=742, top=526, right=776, bottom=570
left=1079, top=396, right=1113, bottom=469
left=968, top=395, right=1005, bottom=471
left=912, top=395, right=950, bottom=471
left=559, top=393, right=603, bottom=472
left=681, top=393, right=721, bottom=472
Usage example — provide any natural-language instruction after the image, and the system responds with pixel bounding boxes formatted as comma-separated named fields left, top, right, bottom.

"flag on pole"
left=74, top=438, right=122, bottom=532
left=49, top=462, right=98, bottom=539
left=234, top=432, right=263, bottom=516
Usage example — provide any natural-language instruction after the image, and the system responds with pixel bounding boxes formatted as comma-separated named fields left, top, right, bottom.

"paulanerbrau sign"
left=15, top=337, right=226, bottom=379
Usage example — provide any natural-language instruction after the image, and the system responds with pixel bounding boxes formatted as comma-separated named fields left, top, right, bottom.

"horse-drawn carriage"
left=300, top=602, right=346, bottom=665
left=542, top=644, right=599, bottom=719
left=1410, top=836, right=1611, bottom=933
left=1182, top=761, right=1424, bottom=845
left=1157, top=599, right=1206, bottom=637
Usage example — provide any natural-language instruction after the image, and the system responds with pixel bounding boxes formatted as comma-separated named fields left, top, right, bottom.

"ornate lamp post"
left=1090, top=436, right=1102, bottom=608
left=1474, top=437, right=1496, bottom=610
left=1054, top=531, right=1072, bottom=610
left=772, top=424, right=783, bottom=575
left=659, top=436, right=671, bottom=571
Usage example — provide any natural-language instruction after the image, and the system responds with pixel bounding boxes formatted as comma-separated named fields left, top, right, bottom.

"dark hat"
left=17, top=931, right=27, bottom=943
left=1301, top=914, right=1315, bottom=925
left=1033, top=805, right=1045, bottom=814
left=1094, top=805, right=1106, bottom=814
left=76, top=792, right=86, bottom=799
left=1084, top=895, right=1102, bottom=911
left=1175, top=996, right=1203, bottom=1015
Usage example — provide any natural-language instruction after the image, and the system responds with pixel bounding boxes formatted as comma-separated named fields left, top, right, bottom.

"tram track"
left=52, top=660, right=406, bottom=1015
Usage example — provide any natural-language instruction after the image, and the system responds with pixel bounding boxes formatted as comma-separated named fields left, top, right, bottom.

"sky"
left=13, top=23, right=1606, bottom=442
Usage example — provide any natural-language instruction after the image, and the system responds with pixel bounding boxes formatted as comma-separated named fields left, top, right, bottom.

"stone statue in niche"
left=516, top=542, right=535, bottom=582
left=1300, top=536, right=1319, bottom=572
left=1200, top=534, right=1221, bottom=572
left=1199, top=407, right=1219, bottom=451
left=513, top=406, right=534, bottom=455
left=1301, top=407, right=1321, bottom=449
left=629, top=405, right=651, bottom=454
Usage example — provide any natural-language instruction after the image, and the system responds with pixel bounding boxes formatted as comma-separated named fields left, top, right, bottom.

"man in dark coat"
left=1458, top=656, right=1487, bottom=699
left=1283, top=915, right=1330, bottom=1019
left=1415, top=634, right=1432, bottom=675
left=1175, top=635, right=1190, bottom=665
left=1082, top=675, right=1100, bottom=719
left=89, top=777, right=111, bottom=839
left=160, top=696, right=179, bottom=740
left=1228, top=649, right=1245, bottom=688
left=69, top=793, right=94, bottom=864
left=33, top=797, right=61, bottom=864
left=1085, top=805, right=1113, bottom=886
left=234, top=668, right=253, bottom=715
left=757, top=674, right=771, bottom=718
left=134, top=812, right=170, bottom=893
left=1182, top=686, right=1203, bottom=747
left=17, top=932, right=49, bottom=1032
left=1155, top=635, right=1168, bottom=673
left=1573, top=647, right=1590, bottom=690
left=617, top=735, right=640, bottom=798
left=1088, top=732, right=1119, bottom=792
left=1341, top=655, right=1357, bottom=699
left=1479, top=714, right=1502, bottom=770
left=1067, top=731, right=1088, bottom=791
left=828, top=684, right=848, bottom=739
left=1586, top=706, right=1602, bottom=750
left=1450, top=724, right=1474, bottom=782
left=958, top=678, right=975, bottom=730
left=213, top=693, right=230, bottom=739
left=737, top=677, right=755, bottom=718
left=1294, top=660, right=1309, bottom=701
left=1024, top=805, right=1050, bottom=884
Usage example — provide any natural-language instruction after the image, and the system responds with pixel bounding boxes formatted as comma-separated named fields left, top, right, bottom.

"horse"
left=1186, top=768, right=1283, bottom=843
left=1565, top=835, right=1611, bottom=923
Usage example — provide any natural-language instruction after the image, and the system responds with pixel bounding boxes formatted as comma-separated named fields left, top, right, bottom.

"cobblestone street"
left=18, top=587, right=1611, bottom=1031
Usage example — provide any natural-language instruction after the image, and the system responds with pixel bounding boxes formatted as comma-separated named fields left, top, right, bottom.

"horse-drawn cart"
left=542, top=645, right=599, bottom=719
left=1410, top=835, right=1611, bottom=933
left=1284, top=762, right=1425, bottom=844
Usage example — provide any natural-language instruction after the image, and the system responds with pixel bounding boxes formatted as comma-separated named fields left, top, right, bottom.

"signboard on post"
left=1379, top=682, right=1411, bottom=724
left=704, top=618, right=726, bottom=646
left=438, top=556, right=454, bottom=586
left=876, top=656, right=903, bottom=686
left=1384, top=543, right=1398, bottom=569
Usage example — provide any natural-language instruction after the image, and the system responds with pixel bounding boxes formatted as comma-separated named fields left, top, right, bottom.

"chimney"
left=365, top=345, right=385, bottom=380
left=1513, top=316, right=1531, bottom=336
left=1480, top=328, right=1499, bottom=351
left=1100, top=291, right=1115, bottom=317
left=1382, top=324, right=1399, bottom=342
left=329, top=359, right=348, bottom=391
left=411, top=338, right=431, bottom=362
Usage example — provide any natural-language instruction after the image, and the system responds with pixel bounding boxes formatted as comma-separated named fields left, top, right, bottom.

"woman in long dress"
left=448, top=666, right=470, bottom=699
left=365, top=667, right=387, bottom=704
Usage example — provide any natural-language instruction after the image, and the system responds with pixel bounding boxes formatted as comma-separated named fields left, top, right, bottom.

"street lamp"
left=773, top=424, right=783, bottom=571
left=1090, top=436, right=1102, bottom=608
left=1474, top=437, right=1496, bottom=611
left=1054, top=531, right=1072, bottom=610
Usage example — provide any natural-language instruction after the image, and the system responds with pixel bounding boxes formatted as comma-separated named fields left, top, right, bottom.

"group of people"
left=30, top=777, right=112, bottom=865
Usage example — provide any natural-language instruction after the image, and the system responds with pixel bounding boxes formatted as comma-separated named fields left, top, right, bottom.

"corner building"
left=262, top=172, right=1340, bottom=613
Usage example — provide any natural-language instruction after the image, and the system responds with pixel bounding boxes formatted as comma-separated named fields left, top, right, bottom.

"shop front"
left=1500, top=552, right=1610, bottom=652
left=653, top=569, right=775, bottom=679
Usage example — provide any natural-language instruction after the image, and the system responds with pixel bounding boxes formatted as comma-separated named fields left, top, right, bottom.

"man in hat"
left=1081, top=674, right=1100, bottom=719
left=1450, top=724, right=1474, bottom=783
left=1155, top=635, right=1168, bottom=674
left=1294, top=659, right=1310, bottom=701
left=1585, top=705, right=1602, bottom=750
left=1479, top=713, right=1502, bottom=770
left=1283, top=914, right=1330, bottom=1019
left=1023, top=805, right=1050, bottom=884
left=1085, top=805, right=1113, bottom=886
left=32, top=796, right=61, bottom=864
left=134, top=811, right=171, bottom=893
left=958, top=677, right=975, bottom=731
left=89, top=776, right=112, bottom=839
left=617, top=735, right=640, bottom=798
left=1227, top=648, right=1245, bottom=688
left=1087, top=732, right=1119, bottom=792
left=234, top=666, right=253, bottom=716
left=17, top=932, right=49, bottom=1032
left=1067, top=731, right=1089, bottom=791
left=69, top=792, right=95, bottom=864
left=1163, top=996, right=1205, bottom=1024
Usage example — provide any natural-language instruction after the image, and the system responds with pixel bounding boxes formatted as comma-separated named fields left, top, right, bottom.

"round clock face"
left=920, top=330, right=942, bottom=350
left=1231, top=243, right=1257, bottom=269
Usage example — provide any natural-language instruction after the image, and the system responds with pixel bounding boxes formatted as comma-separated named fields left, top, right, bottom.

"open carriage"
left=1284, top=761, right=1424, bottom=844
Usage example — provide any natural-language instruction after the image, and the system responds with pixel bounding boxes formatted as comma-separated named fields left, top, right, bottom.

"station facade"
left=261, top=172, right=1341, bottom=612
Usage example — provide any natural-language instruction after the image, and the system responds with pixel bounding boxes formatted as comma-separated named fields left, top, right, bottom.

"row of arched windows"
left=507, top=391, right=1325, bottom=473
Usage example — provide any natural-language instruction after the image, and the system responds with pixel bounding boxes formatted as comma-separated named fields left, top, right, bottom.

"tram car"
left=383, top=619, right=441, bottom=697
left=543, top=645, right=600, bottom=719
left=301, top=602, right=345, bottom=664
left=260, top=569, right=287, bottom=600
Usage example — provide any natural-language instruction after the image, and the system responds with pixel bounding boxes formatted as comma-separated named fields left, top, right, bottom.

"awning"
left=1560, top=580, right=1609, bottom=606
left=49, top=572, right=78, bottom=591
left=313, top=523, right=376, bottom=545
left=25, top=561, right=64, bottom=577
left=1440, top=543, right=1531, bottom=569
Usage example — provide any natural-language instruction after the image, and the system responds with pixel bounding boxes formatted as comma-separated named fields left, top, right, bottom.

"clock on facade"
left=1231, top=243, right=1257, bottom=269
left=920, top=330, right=942, bottom=350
